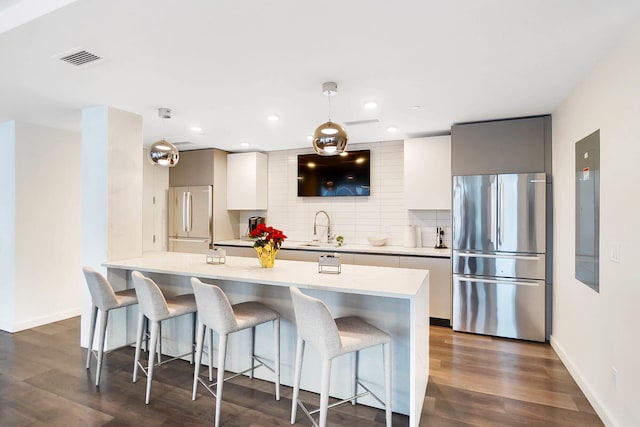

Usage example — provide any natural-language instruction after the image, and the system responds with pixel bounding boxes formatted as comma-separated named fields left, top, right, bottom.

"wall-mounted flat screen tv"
left=297, top=150, right=371, bottom=197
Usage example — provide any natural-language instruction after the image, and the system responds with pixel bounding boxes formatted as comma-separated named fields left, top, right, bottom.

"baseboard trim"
left=550, top=335, right=616, bottom=427
left=9, top=308, right=81, bottom=333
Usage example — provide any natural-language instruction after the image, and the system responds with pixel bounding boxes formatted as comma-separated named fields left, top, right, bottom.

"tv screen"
left=297, top=150, right=371, bottom=197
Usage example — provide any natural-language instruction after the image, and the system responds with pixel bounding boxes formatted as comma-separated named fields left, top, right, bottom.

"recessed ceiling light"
left=240, top=142, right=250, bottom=148
left=306, top=135, right=313, bottom=140
left=386, top=126, right=398, bottom=133
left=191, top=126, right=202, bottom=133
left=364, top=101, right=378, bottom=109
left=267, top=114, right=280, bottom=121
left=410, top=105, right=422, bottom=110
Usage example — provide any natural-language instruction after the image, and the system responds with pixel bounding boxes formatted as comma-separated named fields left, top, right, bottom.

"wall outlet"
left=612, top=366, right=618, bottom=389
left=610, top=244, right=621, bottom=263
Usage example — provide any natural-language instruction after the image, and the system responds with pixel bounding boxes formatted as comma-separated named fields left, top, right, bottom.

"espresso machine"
left=435, top=227, right=447, bottom=249
left=247, top=216, right=265, bottom=236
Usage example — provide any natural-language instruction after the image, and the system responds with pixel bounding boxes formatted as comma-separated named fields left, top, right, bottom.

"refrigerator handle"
left=459, top=276, right=540, bottom=287
left=187, top=191, right=192, bottom=232
left=182, top=192, right=187, bottom=232
left=489, top=180, right=496, bottom=246
left=499, top=181, right=504, bottom=245
left=457, top=251, right=541, bottom=261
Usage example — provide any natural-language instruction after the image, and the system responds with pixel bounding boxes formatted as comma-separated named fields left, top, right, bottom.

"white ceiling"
left=1, top=0, right=639, bottom=153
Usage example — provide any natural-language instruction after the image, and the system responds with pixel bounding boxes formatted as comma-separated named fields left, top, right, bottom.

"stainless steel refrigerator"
left=168, top=185, right=213, bottom=253
left=452, top=173, right=546, bottom=342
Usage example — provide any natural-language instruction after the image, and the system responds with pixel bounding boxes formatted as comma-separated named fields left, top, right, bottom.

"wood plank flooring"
left=0, top=318, right=602, bottom=426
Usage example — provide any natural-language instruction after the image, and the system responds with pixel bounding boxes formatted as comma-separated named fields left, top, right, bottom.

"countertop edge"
left=214, top=239, right=451, bottom=258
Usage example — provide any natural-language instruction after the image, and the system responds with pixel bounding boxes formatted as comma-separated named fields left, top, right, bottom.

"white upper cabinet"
left=404, top=135, right=451, bottom=210
left=227, top=152, right=268, bottom=210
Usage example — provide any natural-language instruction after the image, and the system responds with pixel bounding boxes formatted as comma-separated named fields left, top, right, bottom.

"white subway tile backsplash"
left=255, top=141, right=450, bottom=246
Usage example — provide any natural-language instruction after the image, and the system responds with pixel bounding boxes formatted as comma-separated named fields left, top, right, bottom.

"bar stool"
left=131, top=271, right=197, bottom=404
left=83, top=266, right=138, bottom=386
left=190, top=277, right=280, bottom=427
left=289, top=286, right=392, bottom=427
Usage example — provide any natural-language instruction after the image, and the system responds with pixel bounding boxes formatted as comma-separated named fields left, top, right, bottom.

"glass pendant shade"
left=148, top=139, right=179, bottom=167
left=312, top=121, right=348, bottom=156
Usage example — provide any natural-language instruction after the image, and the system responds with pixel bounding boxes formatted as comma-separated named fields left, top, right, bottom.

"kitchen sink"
left=298, top=241, right=340, bottom=248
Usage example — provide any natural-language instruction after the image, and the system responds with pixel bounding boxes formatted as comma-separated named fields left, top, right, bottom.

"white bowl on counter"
left=367, top=236, right=388, bottom=247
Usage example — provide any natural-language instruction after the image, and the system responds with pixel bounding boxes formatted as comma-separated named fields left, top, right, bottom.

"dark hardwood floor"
left=0, top=318, right=602, bottom=426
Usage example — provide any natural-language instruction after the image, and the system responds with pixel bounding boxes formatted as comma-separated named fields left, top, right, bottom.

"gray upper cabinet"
left=451, top=116, right=551, bottom=175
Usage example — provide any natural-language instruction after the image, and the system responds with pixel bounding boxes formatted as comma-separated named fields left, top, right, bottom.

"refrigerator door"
left=168, top=237, right=211, bottom=253
left=186, top=185, right=213, bottom=239
left=452, top=274, right=546, bottom=342
left=453, top=250, right=546, bottom=280
left=168, top=186, right=190, bottom=238
left=497, top=173, right=546, bottom=253
left=452, top=174, right=497, bottom=252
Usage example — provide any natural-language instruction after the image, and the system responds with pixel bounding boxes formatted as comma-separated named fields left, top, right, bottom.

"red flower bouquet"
left=249, top=223, right=287, bottom=249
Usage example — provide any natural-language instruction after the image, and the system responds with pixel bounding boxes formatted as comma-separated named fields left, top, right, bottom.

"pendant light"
left=148, top=107, right=180, bottom=167
left=312, top=82, right=348, bottom=156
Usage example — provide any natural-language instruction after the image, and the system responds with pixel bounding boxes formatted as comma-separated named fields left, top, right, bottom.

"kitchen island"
left=102, top=251, right=429, bottom=426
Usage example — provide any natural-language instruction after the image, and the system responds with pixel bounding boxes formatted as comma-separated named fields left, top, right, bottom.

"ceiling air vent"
left=59, top=50, right=101, bottom=66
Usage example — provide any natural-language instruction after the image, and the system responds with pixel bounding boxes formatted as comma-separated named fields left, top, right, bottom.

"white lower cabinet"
left=399, top=256, right=451, bottom=321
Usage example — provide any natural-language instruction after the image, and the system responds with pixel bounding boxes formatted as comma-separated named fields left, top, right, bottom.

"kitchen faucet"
left=313, top=210, right=332, bottom=242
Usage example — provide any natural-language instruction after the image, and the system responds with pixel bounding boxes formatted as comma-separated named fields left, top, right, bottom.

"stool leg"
left=191, top=312, right=197, bottom=364
left=383, top=342, right=392, bottom=427
left=133, top=312, right=145, bottom=383
left=157, top=322, right=162, bottom=365
left=208, top=329, right=214, bottom=381
left=249, top=326, right=256, bottom=379
left=192, top=321, right=206, bottom=400
left=319, top=358, right=332, bottom=427
left=273, top=318, right=280, bottom=401
left=145, top=320, right=160, bottom=405
left=351, top=350, right=358, bottom=405
left=95, top=309, right=109, bottom=386
left=86, top=305, right=98, bottom=369
left=214, top=334, right=228, bottom=427
left=290, top=336, right=304, bottom=424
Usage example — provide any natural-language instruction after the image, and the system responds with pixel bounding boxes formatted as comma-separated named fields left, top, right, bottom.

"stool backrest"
left=132, top=271, right=170, bottom=320
left=290, top=287, right=341, bottom=358
left=191, top=278, right=238, bottom=334
left=83, top=266, right=118, bottom=310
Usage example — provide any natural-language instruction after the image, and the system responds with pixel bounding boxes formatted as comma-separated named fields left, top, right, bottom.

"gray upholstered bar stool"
left=131, top=271, right=197, bottom=404
left=83, top=266, right=138, bottom=386
left=289, top=286, right=392, bottom=427
left=190, top=277, right=280, bottom=427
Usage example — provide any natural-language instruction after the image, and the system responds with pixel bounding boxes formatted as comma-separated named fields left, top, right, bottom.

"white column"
left=81, top=106, right=143, bottom=347
left=0, top=121, right=17, bottom=332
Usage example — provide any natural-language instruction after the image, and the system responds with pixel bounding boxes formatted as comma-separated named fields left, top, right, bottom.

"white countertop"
left=214, top=239, right=451, bottom=258
left=104, top=251, right=429, bottom=299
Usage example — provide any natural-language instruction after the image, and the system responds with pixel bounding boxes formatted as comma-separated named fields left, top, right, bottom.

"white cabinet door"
left=227, top=152, right=268, bottom=210
left=399, top=256, right=452, bottom=321
left=404, top=136, right=451, bottom=210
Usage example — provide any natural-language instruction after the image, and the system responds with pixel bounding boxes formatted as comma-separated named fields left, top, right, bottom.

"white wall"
left=237, top=140, right=452, bottom=247
left=551, top=18, right=640, bottom=427
left=0, top=121, right=82, bottom=332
